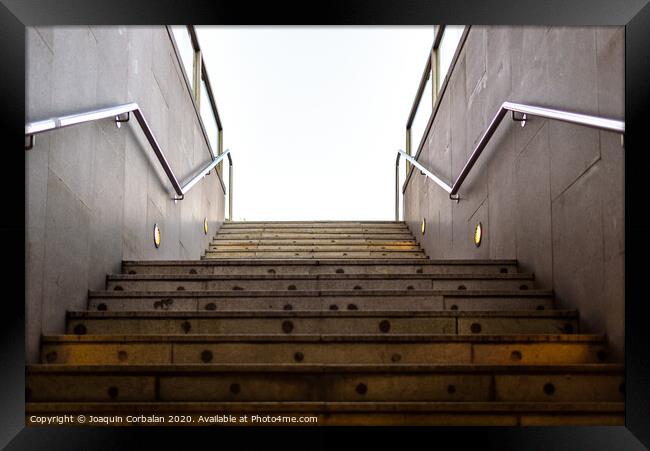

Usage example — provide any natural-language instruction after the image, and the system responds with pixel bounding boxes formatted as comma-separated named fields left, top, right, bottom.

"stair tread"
left=42, top=333, right=604, bottom=343
left=122, top=259, right=519, bottom=266
left=210, top=239, right=418, bottom=242
left=25, top=401, right=624, bottom=413
left=202, top=255, right=429, bottom=259
left=211, top=239, right=418, bottom=243
left=223, top=221, right=407, bottom=223
left=67, top=309, right=577, bottom=318
left=108, top=273, right=534, bottom=281
left=217, top=226, right=410, bottom=228
left=212, top=232, right=415, bottom=236
left=89, top=289, right=553, bottom=297
left=27, top=363, right=623, bottom=373
left=219, top=225, right=409, bottom=228
left=209, top=247, right=418, bottom=251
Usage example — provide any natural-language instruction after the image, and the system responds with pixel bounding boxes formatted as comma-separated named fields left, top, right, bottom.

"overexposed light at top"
left=196, top=26, right=434, bottom=221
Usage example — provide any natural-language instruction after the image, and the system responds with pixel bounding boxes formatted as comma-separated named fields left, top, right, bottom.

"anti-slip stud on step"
left=107, top=387, right=119, bottom=399
left=73, top=324, right=87, bottom=335
left=153, top=299, right=174, bottom=310
left=45, top=351, right=57, bottom=363
left=201, top=350, right=213, bottom=363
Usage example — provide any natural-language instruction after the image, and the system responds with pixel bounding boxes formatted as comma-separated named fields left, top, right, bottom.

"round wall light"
left=474, top=222, right=483, bottom=247
left=203, top=217, right=209, bottom=235
left=421, top=218, right=426, bottom=235
left=153, top=223, right=161, bottom=248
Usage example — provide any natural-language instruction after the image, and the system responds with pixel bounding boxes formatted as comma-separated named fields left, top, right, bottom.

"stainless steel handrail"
left=25, top=103, right=233, bottom=209
left=395, top=101, right=625, bottom=220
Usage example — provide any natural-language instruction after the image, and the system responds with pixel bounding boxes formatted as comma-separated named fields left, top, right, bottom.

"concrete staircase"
left=26, top=221, right=624, bottom=426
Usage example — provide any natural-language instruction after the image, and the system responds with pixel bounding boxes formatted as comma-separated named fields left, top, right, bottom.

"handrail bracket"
left=25, top=135, right=34, bottom=151
left=114, top=111, right=131, bottom=128
left=511, top=110, right=527, bottom=127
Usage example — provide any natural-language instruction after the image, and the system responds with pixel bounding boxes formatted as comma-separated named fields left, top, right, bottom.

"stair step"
left=222, top=221, right=407, bottom=225
left=105, top=273, right=535, bottom=292
left=216, top=227, right=410, bottom=234
left=122, top=259, right=520, bottom=276
left=218, top=222, right=407, bottom=227
left=40, top=334, right=607, bottom=365
left=66, top=309, right=577, bottom=335
left=203, top=251, right=427, bottom=259
left=209, top=244, right=422, bottom=251
left=212, top=239, right=418, bottom=245
left=26, top=364, right=623, bottom=403
left=24, top=401, right=624, bottom=426
left=219, top=223, right=408, bottom=230
left=88, top=289, right=555, bottom=312
left=211, top=235, right=414, bottom=242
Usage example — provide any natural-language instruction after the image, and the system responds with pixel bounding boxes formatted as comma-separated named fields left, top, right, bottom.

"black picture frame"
left=1, top=0, right=649, bottom=449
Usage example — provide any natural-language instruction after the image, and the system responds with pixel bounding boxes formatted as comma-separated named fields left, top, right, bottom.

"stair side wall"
left=403, top=26, right=624, bottom=360
left=25, top=26, right=226, bottom=362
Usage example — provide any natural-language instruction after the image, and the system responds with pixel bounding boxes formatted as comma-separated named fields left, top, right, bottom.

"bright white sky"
left=196, top=26, right=434, bottom=221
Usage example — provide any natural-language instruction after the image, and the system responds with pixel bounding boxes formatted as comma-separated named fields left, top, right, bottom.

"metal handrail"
left=395, top=101, right=625, bottom=220
left=24, top=103, right=233, bottom=210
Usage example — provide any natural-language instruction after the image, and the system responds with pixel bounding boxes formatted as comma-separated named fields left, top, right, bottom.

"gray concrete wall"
left=26, top=26, right=226, bottom=362
left=404, top=26, right=624, bottom=360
